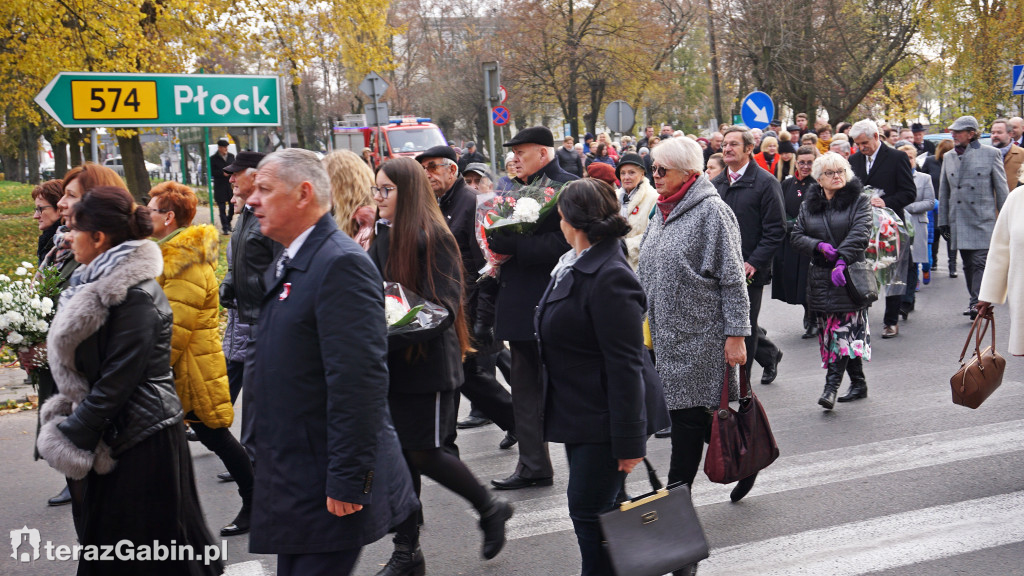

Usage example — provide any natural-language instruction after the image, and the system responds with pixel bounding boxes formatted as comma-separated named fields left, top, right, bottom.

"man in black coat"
left=487, top=126, right=579, bottom=490
left=712, top=127, right=787, bottom=384
left=245, top=149, right=418, bottom=576
left=555, top=136, right=584, bottom=177
left=457, top=141, right=487, bottom=172
left=849, top=119, right=917, bottom=338
left=416, top=146, right=517, bottom=450
left=210, top=139, right=236, bottom=234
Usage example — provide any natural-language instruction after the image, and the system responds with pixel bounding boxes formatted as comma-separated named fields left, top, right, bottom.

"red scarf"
left=656, top=174, right=698, bottom=221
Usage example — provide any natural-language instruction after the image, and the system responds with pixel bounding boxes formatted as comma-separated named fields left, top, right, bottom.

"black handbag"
left=598, top=459, right=710, bottom=576
left=822, top=213, right=878, bottom=305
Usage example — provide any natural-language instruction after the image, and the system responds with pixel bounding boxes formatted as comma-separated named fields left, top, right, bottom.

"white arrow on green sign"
left=35, top=72, right=281, bottom=127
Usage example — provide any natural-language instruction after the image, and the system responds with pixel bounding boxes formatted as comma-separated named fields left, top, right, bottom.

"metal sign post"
left=483, top=62, right=501, bottom=174
left=359, top=72, right=390, bottom=162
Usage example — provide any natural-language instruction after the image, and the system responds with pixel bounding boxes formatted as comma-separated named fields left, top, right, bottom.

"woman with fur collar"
left=614, top=153, right=658, bottom=270
left=148, top=181, right=254, bottom=538
left=37, top=186, right=223, bottom=575
left=791, top=153, right=874, bottom=410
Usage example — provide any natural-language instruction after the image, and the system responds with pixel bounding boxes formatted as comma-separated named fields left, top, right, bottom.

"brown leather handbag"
left=704, top=367, right=780, bottom=484
left=951, top=311, right=1006, bottom=409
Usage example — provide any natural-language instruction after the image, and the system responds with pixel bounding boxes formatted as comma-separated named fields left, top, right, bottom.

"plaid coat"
left=938, top=141, right=1009, bottom=250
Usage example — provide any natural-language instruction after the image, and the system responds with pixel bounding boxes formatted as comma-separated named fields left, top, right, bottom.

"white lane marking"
left=502, top=419, right=1024, bottom=540
left=700, top=491, right=1024, bottom=575
left=224, top=560, right=268, bottom=575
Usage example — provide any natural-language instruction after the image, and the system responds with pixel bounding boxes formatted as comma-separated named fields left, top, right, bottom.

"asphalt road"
left=1, top=261, right=1022, bottom=576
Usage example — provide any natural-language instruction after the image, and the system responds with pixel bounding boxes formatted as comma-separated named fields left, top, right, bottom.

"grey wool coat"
left=938, top=140, right=1009, bottom=250
left=637, top=176, right=751, bottom=411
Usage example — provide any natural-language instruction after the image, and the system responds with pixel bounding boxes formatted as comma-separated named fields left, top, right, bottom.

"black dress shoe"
left=491, top=473, right=553, bottom=490
left=457, top=415, right=492, bottom=429
left=673, top=563, right=699, bottom=576
left=479, top=497, right=514, bottom=559
left=801, top=325, right=819, bottom=339
left=499, top=432, right=517, bottom=450
left=949, top=271, right=958, bottom=278
left=217, top=471, right=235, bottom=483
left=47, top=486, right=71, bottom=507
left=730, top=472, right=758, bottom=502
left=220, top=504, right=251, bottom=536
left=654, top=426, right=672, bottom=438
left=761, top=350, right=782, bottom=384
left=185, top=426, right=199, bottom=442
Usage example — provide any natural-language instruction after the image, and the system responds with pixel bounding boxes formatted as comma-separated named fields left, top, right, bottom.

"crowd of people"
left=16, top=111, right=1024, bottom=576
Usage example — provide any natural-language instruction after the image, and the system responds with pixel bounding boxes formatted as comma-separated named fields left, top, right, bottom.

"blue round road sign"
left=492, top=106, right=510, bottom=126
left=740, top=91, right=774, bottom=130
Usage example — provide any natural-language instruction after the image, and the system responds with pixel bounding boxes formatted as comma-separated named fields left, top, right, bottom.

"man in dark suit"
left=245, top=149, right=418, bottom=576
left=416, top=145, right=517, bottom=452
left=487, top=126, right=579, bottom=490
left=711, top=127, right=787, bottom=387
left=849, top=119, right=917, bottom=339
left=210, top=139, right=236, bottom=234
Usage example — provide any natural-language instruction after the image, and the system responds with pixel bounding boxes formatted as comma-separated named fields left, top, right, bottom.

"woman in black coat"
left=537, top=179, right=669, bottom=576
left=791, top=152, right=873, bottom=410
left=369, top=158, right=512, bottom=575
left=36, top=186, right=222, bottom=575
left=772, top=145, right=819, bottom=338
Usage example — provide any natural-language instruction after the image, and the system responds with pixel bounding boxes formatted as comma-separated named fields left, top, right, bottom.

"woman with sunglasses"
left=772, top=145, right=820, bottom=339
left=637, top=136, right=750, bottom=528
left=369, top=158, right=513, bottom=575
left=791, top=152, right=873, bottom=410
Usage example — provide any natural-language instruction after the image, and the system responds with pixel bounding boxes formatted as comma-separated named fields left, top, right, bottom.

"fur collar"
left=804, top=178, right=863, bottom=214
left=37, top=240, right=163, bottom=479
left=158, top=224, right=219, bottom=279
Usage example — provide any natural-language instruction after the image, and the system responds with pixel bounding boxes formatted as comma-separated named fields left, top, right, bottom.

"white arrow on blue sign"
left=741, top=91, right=775, bottom=130
left=1013, top=65, right=1024, bottom=96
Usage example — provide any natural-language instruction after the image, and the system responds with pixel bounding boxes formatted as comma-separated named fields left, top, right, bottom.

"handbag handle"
left=719, top=364, right=751, bottom=412
left=958, top=311, right=997, bottom=364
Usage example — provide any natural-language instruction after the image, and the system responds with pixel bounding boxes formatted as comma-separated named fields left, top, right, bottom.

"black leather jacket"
left=791, top=179, right=873, bottom=313
left=57, top=279, right=184, bottom=456
left=220, top=207, right=282, bottom=324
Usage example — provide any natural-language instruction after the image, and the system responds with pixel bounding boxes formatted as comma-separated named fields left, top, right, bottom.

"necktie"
left=275, top=252, right=290, bottom=279
left=866, top=157, right=873, bottom=173
left=729, top=172, right=740, bottom=183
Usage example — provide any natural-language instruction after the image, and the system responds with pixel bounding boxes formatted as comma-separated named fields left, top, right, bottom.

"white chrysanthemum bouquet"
left=1, top=262, right=63, bottom=374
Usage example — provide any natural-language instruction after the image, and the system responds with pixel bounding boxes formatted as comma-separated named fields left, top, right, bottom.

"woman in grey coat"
left=637, top=137, right=753, bottom=507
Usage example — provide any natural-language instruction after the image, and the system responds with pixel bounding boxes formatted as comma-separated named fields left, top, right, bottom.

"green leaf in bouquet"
left=390, top=304, right=424, bottom=327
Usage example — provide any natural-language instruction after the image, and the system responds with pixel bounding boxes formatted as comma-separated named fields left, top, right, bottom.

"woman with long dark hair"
left=369, top=157, right=512, bottom=575
left=37, top=186, right=223, bottom=575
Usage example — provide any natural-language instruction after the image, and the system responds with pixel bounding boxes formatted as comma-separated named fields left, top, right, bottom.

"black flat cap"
left=770, top=119, right=782, bottom=127
left=503, top=126, right=554, bottom=148
left=223, top=151, right=266, bottom=173
left=414, top=145, right=457, bottom=163
left=217, top=139, right=230, bottom=147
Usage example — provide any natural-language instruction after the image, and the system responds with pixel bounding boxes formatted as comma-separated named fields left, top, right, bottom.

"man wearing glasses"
left=415, top=145, right=517, bottom=454
left=711, top=127, right=786, bottom=386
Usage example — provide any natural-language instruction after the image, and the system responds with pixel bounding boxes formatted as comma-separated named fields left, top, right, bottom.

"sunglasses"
left=652, top=164, right=670, bottom=177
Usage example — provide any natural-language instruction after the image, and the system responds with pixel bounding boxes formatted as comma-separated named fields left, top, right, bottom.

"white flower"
left=511, top=197, right=542, bottom=223
left=385, top=296, right=410, bottom=325
left=14, top=267, right=27, bottom=276
left=40, top=297, right=53, bottom=314
left=35, top=319, right=49, bottom=332
left=6, top=311, right=24, bottom=325
left=20, top=261, right=33, bottom=269
left=7, top=331, right=23, bottom=345
left=0, top=292, right=11, bottom=305
left=29, top=298, right=41, bottom=310
left=0, top=316, right=7, bottom=330
left=0, top=274, right=9, bottom=282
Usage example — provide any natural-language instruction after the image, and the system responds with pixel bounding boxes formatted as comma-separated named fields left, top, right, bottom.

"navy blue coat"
left=535, top=238, right=670, bottom=459
left=247, top=214, right=417, bottom=554
left=711, top=162, right=787, bottom=287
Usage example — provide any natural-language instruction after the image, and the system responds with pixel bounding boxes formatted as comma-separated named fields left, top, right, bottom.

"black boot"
left=375, top=532, right=425, bottom=576
left=220, top=500, right=251, bottom=536
left=838, top=357, right=868, bottom=402
left=818, top=357, right=848, bottom=410
left=479, top=496, right=514, bottom=560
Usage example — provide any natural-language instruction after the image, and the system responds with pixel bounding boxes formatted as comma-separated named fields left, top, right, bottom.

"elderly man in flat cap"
left=938, top=115, right=1009, bottom=320
left=486, top=126, right=578, bottom=490
left=458, top=141, right=488, bottom=172
left=210, top=138, right=236, bottom=234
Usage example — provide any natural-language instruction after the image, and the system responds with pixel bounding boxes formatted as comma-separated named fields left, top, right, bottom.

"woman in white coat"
left=977, top=169, right=1024, bottom=356
left=614, top=153, right=658, bottom=270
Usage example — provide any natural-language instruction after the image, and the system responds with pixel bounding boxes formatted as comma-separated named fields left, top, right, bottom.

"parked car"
left=102, top=156, right=162, bottom=179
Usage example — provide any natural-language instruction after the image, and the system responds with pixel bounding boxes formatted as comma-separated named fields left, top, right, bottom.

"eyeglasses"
left=149, top=206, right=171, bottom=214
left=822, top=170, right=846, bottom=178
left=33, top=205, right=55, bottom=215
left=652, top=164, right=670, bottom=177
left=797, top=161, right=814, bottom=167
left=421, top=161, right=453, bottom=174
left=371, top=185, right=396, bottom=199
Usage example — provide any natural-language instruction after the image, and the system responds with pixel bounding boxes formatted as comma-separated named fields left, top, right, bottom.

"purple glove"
left=818, top=242, right=839, bottom=262
left=831, top=259, right=847, bottom=287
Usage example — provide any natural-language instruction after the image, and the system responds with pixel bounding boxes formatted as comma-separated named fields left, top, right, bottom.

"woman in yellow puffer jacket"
left=147, top=181, right=254, bottom=538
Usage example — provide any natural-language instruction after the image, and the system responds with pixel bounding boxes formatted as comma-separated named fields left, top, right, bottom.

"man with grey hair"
left=937, top=116, right=1009, bottom=320
left=245, top=149, right=419, bottom=576
left=830, top=139, right=852, bottom=158
left=1009, top=116, right=1024, bottom=148
left=850, top=118, right=916, bottom=339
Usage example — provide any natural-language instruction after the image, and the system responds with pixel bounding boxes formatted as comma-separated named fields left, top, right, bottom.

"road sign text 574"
left=71, top=81, right=158, bottom=120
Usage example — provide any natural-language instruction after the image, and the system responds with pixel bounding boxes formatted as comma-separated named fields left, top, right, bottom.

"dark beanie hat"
left=778, top=140, right=797, bottom=154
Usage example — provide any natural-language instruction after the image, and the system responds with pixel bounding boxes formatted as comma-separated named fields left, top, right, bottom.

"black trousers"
left=188, top=413, right=254, bottom=503
left=508, top=340, right=553, bottom=479
left=459, top=352, right=515, bottom=431
left=960, top=249, right=988, bottom=308
left=216, top=200, right=234, bottom=231
left=754, top=326, right=780, bottom=368
left=667, top=407, right=713, bottom=487
left=470, top=347, right=514, bottom=419
left=744, top=285, right=764, bottom=379
left=227, top=360, right=245, bottom=404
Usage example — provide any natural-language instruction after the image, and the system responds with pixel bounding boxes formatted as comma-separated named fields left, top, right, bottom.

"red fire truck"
left=332, top=115, right=447, bottom=165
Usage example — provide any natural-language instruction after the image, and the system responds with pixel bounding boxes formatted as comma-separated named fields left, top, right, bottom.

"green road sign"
left=35, top=72, right=280, bottom=127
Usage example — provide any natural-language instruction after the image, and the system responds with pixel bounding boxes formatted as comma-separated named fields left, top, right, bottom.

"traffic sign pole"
left=483, top=62, right=501, bottom=175
left=204, top=127, right=215, bottom=225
